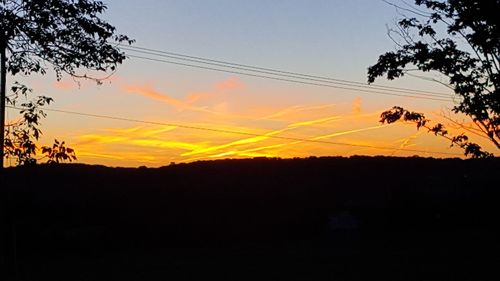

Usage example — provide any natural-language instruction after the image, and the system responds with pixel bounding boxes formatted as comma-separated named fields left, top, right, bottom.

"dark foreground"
left=1, top=156, right=499, bottom=280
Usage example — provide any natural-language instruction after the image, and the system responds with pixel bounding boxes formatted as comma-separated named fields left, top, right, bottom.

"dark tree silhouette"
left=0, top=0, right=134, bottom=168
left=368, top=0, right=499, bottom=158
left=4, top=83, right=77, bottom=165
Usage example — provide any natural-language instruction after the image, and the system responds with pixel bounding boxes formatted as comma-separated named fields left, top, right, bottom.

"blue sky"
left=105, top=0, right=400, bottom=81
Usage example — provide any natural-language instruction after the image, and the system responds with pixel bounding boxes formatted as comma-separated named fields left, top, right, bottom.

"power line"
left=6, top=105, right=462, bottom=156
left=127, top=54, right=452, bottom=102
left=123, top=47, right=451, bottom=100
left=121, top=44, right=452, bottom=98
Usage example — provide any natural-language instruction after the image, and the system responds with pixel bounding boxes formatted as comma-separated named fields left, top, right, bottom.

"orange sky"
left=4, top=1, right=497, bottom=167
left=5, top=73, right=494, bottom=168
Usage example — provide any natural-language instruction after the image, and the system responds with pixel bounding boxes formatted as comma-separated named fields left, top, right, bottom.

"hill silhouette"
left=2, top=156, right=499, bottom=280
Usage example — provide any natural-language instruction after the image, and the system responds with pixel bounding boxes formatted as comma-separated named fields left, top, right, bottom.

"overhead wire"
left=6, top=105, right=463, bottom=157
left=121, top=45, right=454, bottom=99
left=123, top=47, right=451, bottom=100
left=120, top=44, right=452, bottom=98
left=127, top=54, right=452, bottom=102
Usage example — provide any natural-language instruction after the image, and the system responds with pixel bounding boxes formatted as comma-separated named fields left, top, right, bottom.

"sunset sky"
left=6, top=0, right=496, bottom=167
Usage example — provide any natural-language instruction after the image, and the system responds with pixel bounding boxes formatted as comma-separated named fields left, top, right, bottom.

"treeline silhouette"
left=2, top=156, right=499, bottom=280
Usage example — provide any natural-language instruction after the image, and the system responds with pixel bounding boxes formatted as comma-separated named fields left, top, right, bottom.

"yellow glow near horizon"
left=18, top=75, right=495, bottom=168
left=67, top=109, right=468, bottom=167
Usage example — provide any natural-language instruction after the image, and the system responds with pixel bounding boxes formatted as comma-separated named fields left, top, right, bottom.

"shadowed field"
left=2, top=156, right=499, bottom=280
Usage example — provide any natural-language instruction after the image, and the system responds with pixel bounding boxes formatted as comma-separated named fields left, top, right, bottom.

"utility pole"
left=0, top=35, right=10, bottom=281
left=0, top=39, right=6, bottom=170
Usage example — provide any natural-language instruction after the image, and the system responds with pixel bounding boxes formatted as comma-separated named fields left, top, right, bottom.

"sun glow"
left=28, top=76, right=484, bottom=167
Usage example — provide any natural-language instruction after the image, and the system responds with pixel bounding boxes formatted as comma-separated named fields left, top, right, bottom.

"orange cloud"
left=68, top=105, right=468, bottom=167
left=181, top=114, right=346, bottom=158
left=77, top=151, right=126, bottom=160
left=125, top=85, right=190, bottom=110
left=182, top=78, right=244, bottom=104
left=215, top=77, right=245, bottom=91
left=395, top=131, right=422, bottom=149
left=182, top=123, right=390, bottom=162
left=288, top=116, right=342, bottom=128
left=102, top=126, right=178, bottom=140
left=352, top=97, right=362, bottom=114
left=78, top=134, right=128, bottom=145
left=311, top=125, right=386, bottom=141
left=130, top=139, right=203, bottom=151
left=76, top=126, right=176, bottom=149
left=258, top=103, right=337, bottom=121
left=180, top=129, right=286, bottom=157
left=123, top=83, right=254, bottom=120
left=185, top=92, right=212, bottom=104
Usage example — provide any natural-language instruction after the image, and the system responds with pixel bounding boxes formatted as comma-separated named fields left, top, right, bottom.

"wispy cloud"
left=130, top=139, right=203, bottom=151
left=181, top=114, right=349, bottom=158
left=74, top=125, right=208, bottom=165
left=288, top=116, right=342, bottom=128
left=123, top=78, right=254, bottom=120
left=180, top=128, right=287, bottom=157
left=184, top=124, right=389, bottom=162
left=76, top=151, right=126, bottom=160
left=78, top=134, right=128, bottom=145
left=215, top=77, right=245, bottom=91
left=397, top=131, right=422, bottom=149
left=256, top=103, right=337, bottom=121
left=125, top=84, right=193, bottom=111
left=352, top=97, right=362, bottom=114
left=311, top=125, right=385, bottom=141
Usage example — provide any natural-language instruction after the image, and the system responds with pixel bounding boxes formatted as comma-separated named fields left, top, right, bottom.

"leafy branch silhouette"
left=380, top=106, right=493, bottom=158
left=369, top=0, right=499, bottom=157
left=5, top=82, right=76, bottom=166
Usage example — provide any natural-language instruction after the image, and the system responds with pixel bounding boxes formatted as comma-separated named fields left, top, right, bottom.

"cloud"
left=125, top=84, right=191, bottom=110
left=74, top=125, right=209, bottom=165
left=123, top=82, right=254, bottom=120
left=71, top=104, right=456, bottom=166
left=76, top=126, right=178, bottom=147
left=183, top=123, right=389, bottom=162
left=124, top=84, right=231, bottom=117
left=352, top=97, right=362, bottom=114
left=130, top=139, right=203, bottom=151
left=180, top=114, right=345, bottom=158
left=105, top=126, right=178, bottom=137
left=396, top=131, right=422, bottom=149
left=78, top=134, right=128, bottom=145
left=180, top=108, right=394, bottom=160
left=288, top=116, right=342, bottom=128
left=185, top=92, right=212, bottom=104
left=257, top=103, right=337, bottom=121
left=182, top=78, right=244, bottom=105
left=180, top=128, right=287, bottom=157
left=77, top=151, right=125, bottom=160
left=311, top=125, right=386, bottom=141
left=215, top=77, right=245, bottom=91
